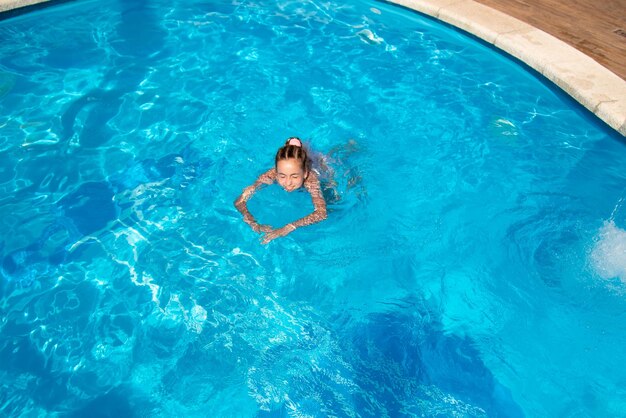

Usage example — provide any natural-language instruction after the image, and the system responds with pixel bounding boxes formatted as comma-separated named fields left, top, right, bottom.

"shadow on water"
left=59, top=0, right=167, bottom=149
left=0, top=141, right=209, bottom=289
left=59, top=182, right=117, bottom=236
left=0, top=181, right=116, bottom=288
left=337, top=298, right=523, bottom=416
left=0, top=335, right=68, bottom=414
left=0, top=279, right=107, bottom=415
left=68, top=387, right=137, bottom=418
left=252, top=294, right=524, bottom=417
left=0, top=0, right=187, bottom=288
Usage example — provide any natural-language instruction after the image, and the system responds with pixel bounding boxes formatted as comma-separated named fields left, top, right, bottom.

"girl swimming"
left=234, top=137, right=328, bottom=244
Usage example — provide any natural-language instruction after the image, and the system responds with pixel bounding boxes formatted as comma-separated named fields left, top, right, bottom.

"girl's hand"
left=261, top=224, right=296, bottom=244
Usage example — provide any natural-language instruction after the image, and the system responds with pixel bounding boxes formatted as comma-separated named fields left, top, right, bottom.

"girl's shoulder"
left=304, top=170, right=321, bottom=189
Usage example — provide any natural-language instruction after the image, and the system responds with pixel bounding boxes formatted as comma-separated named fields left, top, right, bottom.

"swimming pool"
left=1, top=0, right=625, bottom=416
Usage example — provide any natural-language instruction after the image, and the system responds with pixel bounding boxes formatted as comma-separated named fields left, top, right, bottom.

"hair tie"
left=286, top=137, right=303, bottom=147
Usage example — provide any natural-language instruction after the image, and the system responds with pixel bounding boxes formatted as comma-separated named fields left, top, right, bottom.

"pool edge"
left=0, top=0, right=49, bottom=12
left=387, top=0, right=626, bottom=136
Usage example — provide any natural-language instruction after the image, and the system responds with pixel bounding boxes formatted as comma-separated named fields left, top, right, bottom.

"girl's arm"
left=234, top=169, right=275, bottom=232
left=291, top=172, right=328, bottom=228
left=261, top=172, right=327, bottom=243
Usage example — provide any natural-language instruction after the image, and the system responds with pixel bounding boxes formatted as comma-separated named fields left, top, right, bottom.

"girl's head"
left=275, top=137, right=309, bottom=192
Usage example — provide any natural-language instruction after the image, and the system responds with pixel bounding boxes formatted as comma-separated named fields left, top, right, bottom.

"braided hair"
left=275, top=137, right=310, bottom=175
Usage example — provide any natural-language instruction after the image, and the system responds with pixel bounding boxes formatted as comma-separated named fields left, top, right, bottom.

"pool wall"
left=1, top=0, right=624, bottom=135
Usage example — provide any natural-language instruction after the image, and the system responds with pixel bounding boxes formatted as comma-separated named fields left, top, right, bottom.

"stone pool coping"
left=2, top=0, right=625, bottom=135
left=0, top=0, right=48, bottom=13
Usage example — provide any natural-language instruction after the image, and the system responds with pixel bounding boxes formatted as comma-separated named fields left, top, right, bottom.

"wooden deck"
left=473, top=0, right=626, bottom=80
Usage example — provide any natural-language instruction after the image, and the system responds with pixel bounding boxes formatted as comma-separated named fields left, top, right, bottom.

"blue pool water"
left=1, top=0, right=626, bottom=416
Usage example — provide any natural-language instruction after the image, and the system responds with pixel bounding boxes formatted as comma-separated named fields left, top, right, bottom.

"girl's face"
left=276, top=158, right=306, bottom=192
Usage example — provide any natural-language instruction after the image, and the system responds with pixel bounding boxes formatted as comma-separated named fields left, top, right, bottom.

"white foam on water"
left=591, top=221, right=626, bottom=282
